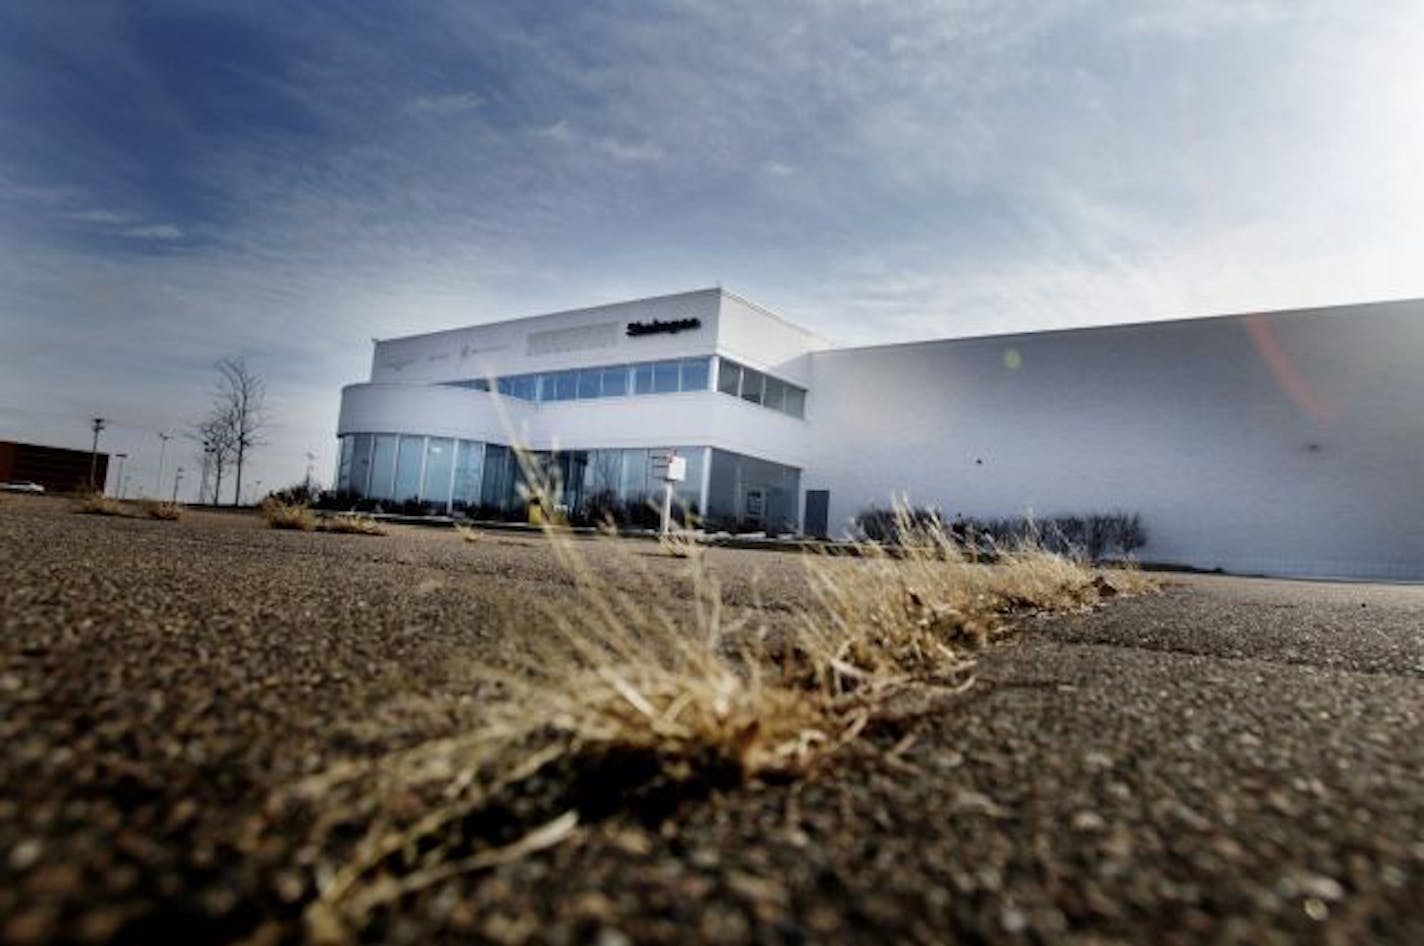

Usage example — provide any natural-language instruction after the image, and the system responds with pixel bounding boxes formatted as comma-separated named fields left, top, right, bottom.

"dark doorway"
left=804, top=489, right=830, bottom=538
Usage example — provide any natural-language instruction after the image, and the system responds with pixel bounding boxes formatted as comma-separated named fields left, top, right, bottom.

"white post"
left=661, top=480, right=674, bottom=535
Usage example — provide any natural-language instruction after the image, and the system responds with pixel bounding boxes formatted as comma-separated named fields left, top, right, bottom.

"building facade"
left=0, top=441, right=107, bottom=493
left=336, top=289, right=1423, bottom=580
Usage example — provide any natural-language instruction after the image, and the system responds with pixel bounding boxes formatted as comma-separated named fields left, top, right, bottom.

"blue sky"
left=3, top=1, right=1422, bottom=497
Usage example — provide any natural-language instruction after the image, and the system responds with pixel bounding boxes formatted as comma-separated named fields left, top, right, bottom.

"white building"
left=336, top=288, right=1423, bottom=580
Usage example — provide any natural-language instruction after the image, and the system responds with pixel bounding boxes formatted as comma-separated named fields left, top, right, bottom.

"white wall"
left=715, top=290, right=822, bottom=385
left=370, top=288, right=722, bottom=384
left=806, top=300, right=1424, bottom=579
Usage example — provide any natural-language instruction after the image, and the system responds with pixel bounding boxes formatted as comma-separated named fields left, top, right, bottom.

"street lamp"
left=156, top=432, right=172, bottom=499
left=88, top=418, right=106, bottom=492
left=114, top=453, right=128, bottom=498
left=199, top=441, right=214, bottom=506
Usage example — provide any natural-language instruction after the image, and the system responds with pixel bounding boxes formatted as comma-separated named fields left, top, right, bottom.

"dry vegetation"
left=260, top=497, right=316, bottom=531
left=453, top=522, right=483, bottom=543
left=319, top=512, right=386, bottom=536
left=143, top=499, right=184, bottom=521
left=655, top=524, right=708, bottom=560
left=75, top=491, right=126, bottom=516
left=276, top=475, right=1155, bottom=940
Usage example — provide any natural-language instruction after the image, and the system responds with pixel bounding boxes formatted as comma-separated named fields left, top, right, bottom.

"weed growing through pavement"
left=453, top=523, right=483, bottom=543
left=319, top=513, right=386, bottom=536
left=281, top=454, right=1156, bottom=939
left=261, top=497, right=316, bottom=531
left=143, top=500, right=183, bottom=521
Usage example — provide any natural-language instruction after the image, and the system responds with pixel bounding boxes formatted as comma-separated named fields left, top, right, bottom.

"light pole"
left=88, top=418, right=106, bottom=492
left=172, top=466, right=184, bottom=503
left=156, top=432, right=172, bottom=499
left=252, top=480, right=263, bottom=506
left=199, top=442, right=213, bottom=506
left=114, top=453, right=128, bottom=498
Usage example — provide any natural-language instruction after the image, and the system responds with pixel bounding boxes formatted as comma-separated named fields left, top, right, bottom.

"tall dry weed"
left=261, top=497, right=315, bottom=531
left=284, top=471, right=1151, bottom=939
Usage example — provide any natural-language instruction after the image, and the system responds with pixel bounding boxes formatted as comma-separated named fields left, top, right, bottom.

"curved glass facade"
left=335, top=433, right=799, bottom=531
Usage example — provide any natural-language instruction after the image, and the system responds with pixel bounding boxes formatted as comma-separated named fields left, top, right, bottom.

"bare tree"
left=194, top=410, right=237, bottom=505
left=212, top=356, right=269, bottom=506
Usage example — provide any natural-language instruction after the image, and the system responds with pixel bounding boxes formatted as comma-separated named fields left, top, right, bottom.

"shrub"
left=260, top=497, right=315, bottom=531
left=268, top=482, right=320, bottom=506
left=854, top=503, right=945, bottom=544
left=955, top=512, right=1146, bottom=561
left=856, top=506, right=1146, bottom=562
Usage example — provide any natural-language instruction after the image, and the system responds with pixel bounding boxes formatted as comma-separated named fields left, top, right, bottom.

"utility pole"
left=304, top=451, right=317, bottom=497
left=199, top=441, right=213, bottom=506
left=88, top=418, right=106, bottom=491
left=172, top=466, right=184, bottom=503
left=114, top=453, right=128, bottom=498
left=156, top=432, right=172, bottom=499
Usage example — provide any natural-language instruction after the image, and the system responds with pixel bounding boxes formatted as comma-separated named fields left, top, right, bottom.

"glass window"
left=634, top=362, right=656, bottom=394
left=369, top=434, right=398, bottom=500
left=348, top=433, right=374, bottom=496
left=394, top=435, right=425, bottom=502
left=551, top=370, right=578, bottom=401
left=337, top=436, right=354, bottom=492
left=619, top=447, right=649, bottom=504
left=784, top=386, right=806, bottom=418
left=652, top=360, right=680, bottom=393
left=577, top=368, right=601, bottom=399
left=680, top=357, right=710, bottom=391
left=763, top=376, right=787, bottom=413
left=507, top=375, right=537, bottom=401
left=480, top=444, right=510, bottom=511
left=496, top=377, right=513, bottom=396
left=705, top=448, right=802, bottom=534
left=601, top=364, right=628, bottom=396
left=717, top=359, right=741, bottom=396
left=422, top=438, right=455, bottom=508
left=452, top=440, right=484, bottom=510
left=740, top=368, right=764, bottom=405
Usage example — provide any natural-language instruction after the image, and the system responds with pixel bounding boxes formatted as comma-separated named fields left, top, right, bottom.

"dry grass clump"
left=656, top=524, right=707, bottom=560
left=319, top=512, right=386, bottom=536
left=75, top=491, right=126, bottom=516
left=260, top=497, right=315, bottom=531
left=1094, top=563, right=1160, bottom=597
left=281, top=488, right=1152, bottom=937
left=143, top=500, right=183, bottom=521
left=453, top=523, right=483, bottom=543
left=794, top=508, right=1101, bottom=697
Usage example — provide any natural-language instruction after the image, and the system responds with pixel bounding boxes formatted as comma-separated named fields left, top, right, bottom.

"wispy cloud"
left=408, top=90, right=484, bottom=113
left=597, top=137, right=663, bottom=162
left=66, top=208, right=133, bottom=225
left=2, top=0, right=1422, bottom=496
left=122, top=223, right=184, bottom=240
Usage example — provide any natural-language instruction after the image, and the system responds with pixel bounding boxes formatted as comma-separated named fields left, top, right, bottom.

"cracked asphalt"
left=1, top=495, right=1421, bottom=944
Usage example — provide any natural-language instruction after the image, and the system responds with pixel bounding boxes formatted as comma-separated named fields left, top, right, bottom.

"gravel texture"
left=1, top=495, right=1421, bottom=944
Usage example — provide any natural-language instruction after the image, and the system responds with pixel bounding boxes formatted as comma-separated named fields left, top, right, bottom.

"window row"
left=716, top=359, right=806, bottom=418
left=334, top=434, right=801, bottom=535
left=444, top=356, right=711, bottom=402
